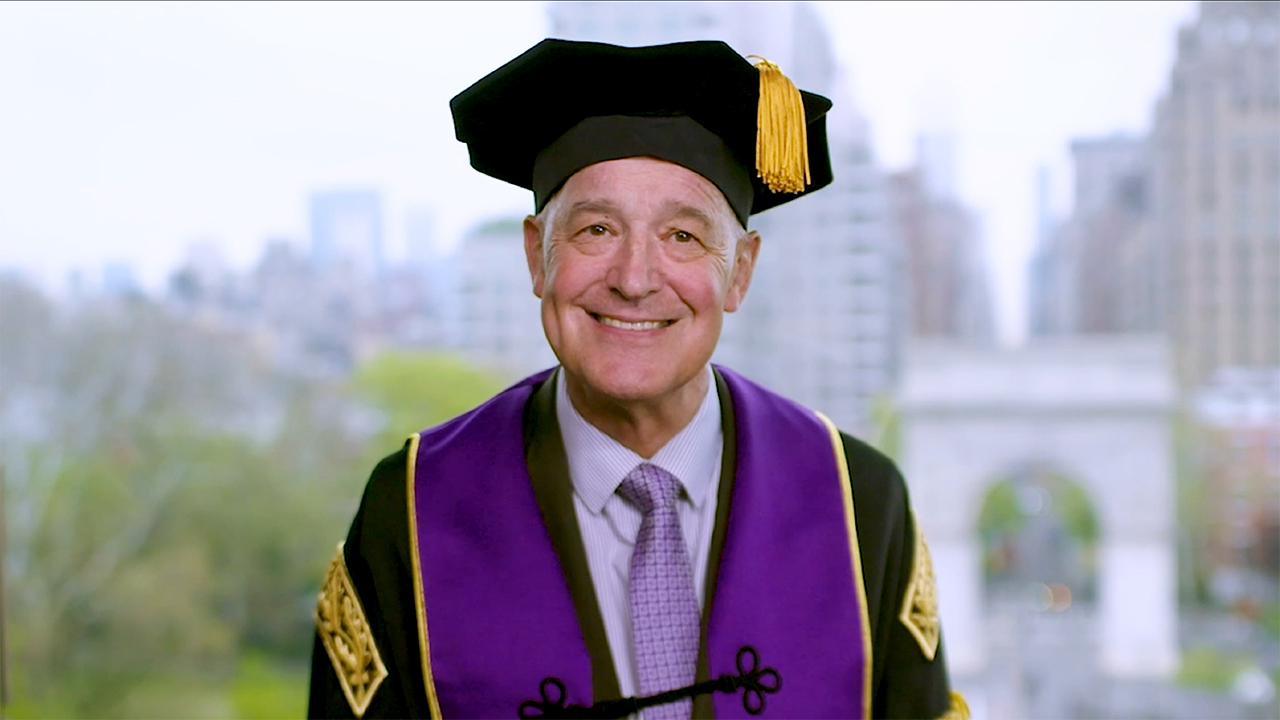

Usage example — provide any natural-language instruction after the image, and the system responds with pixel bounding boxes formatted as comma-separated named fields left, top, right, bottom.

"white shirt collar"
left=555, top=365, right=722, bottom=515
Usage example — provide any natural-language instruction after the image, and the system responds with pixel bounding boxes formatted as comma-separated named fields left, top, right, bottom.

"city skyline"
left=0, top=1, right=1196, bottom=343
left=3, top=5, right=1276, bottom=715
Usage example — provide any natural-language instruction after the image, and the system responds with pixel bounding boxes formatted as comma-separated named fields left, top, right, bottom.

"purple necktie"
left=618, top=463, right=700, bottom=720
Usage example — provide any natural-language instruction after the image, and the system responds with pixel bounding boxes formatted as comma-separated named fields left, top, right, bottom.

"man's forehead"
left=550, top=158, right=738, bottom=224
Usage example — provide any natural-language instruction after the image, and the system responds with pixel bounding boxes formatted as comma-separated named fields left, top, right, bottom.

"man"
left=309, top=39, right=966, bottom=719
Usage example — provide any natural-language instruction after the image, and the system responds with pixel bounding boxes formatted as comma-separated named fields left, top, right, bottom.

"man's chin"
left=568, top=364, right=689, bottom=405
left=582, top=375, right=667, bottom=404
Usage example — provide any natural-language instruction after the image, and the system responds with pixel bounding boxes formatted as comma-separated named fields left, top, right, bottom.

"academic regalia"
left=308, top=368, right=963, bottom=719
left=310, top=37, right=967, bottom=720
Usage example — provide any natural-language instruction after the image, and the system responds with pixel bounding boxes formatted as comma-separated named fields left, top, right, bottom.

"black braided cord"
left=518, top=645, right=781, bottom=719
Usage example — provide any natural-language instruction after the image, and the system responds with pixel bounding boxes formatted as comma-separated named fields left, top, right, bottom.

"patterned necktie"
left=618, top=462, right=700, bottom=720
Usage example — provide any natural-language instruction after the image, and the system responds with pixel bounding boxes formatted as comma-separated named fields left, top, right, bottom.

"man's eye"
left=673, top=230, right=695, bottom=243
left=587, top=224, right=608, bottom=236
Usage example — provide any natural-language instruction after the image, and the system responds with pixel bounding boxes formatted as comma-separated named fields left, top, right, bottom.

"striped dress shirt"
left=555, top=366, right=724, bottom=702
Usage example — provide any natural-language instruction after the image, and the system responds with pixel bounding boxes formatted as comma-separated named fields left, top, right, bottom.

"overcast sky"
left=0, top=1, right=1196, bottom=343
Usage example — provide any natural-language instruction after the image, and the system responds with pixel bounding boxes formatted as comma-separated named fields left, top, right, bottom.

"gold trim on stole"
left=315, top=542, right=388, bottom=718
left=406, top=433, right=443, bottom=718
left=815, top=412, right=873, bottom=720
left=899, top=515, right=941, bottom=662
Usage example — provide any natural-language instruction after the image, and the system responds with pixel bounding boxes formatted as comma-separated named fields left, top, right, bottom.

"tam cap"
left=450, top=39, right=834, bottom=227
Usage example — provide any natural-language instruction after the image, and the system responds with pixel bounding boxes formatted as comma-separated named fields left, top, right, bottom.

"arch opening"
left=978, top=463, right=1101, bottom=612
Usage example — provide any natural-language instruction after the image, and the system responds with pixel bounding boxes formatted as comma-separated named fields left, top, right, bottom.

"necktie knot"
left=618, top=462, right=682, bottom=514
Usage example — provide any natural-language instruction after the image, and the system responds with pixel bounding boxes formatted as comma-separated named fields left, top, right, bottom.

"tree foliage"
left=0, top=277, right=501, bottom=717
left=977, top=472, right=1099, bottom=545
left=351, top=350, right=507, bottom=460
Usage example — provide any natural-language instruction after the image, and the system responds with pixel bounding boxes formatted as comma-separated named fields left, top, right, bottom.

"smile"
left=590, top=313, right=675, bottom=331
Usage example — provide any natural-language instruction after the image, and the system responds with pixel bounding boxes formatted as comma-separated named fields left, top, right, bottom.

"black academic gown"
left=308, top=371, right=956, bottom=719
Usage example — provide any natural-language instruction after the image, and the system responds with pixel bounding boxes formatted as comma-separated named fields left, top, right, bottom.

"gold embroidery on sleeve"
left=938, top=691, right=970, bottom=719
left=315, top=543, right=388, bottom=718
left=899, top=519, right=941, bottom=661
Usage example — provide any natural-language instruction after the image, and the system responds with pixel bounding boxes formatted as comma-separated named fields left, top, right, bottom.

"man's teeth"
left=597, top=315, right=668, bottom=330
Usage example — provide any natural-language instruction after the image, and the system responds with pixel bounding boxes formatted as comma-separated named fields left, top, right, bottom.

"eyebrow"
left=563, top=199, right=622, bottom=220
left=664, top=203, right=717, bottom=230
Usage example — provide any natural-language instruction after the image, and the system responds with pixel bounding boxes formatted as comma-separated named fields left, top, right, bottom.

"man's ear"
left=523, top=215, right=546, bottom=298
left=724, top=231, right=761, bottom=313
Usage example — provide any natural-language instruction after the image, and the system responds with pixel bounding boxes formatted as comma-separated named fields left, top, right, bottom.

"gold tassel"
left=749, top=55, right=810, bottom=194
left=938, top=691, right=971, bottom=720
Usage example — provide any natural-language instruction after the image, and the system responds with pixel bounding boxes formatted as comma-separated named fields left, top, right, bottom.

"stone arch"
left=899, top=337, right=1178, bottom=679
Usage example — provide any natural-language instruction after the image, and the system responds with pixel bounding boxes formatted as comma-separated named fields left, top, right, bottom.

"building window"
left=1236, top=238, right=1252, bottom=287
left=1262, top=75, right=1280, bottom=110
left=1266, top=134, right=1280, bottom=184
left=1199, top=334, right=1217, bottom=382
left=1201, top=214, right=1218, bottom=239
left=1231, top=60, right=1251, bottom=109
left=1203, top=300, right=1219, bottom=335
left=1235, top=188, right=1251, bottom=238
left=1233, top=145, right=1251, bottom=186
left=1200, top=156, right=1218, bottom=209
left=1267, top=306, right=1280, bottom=363
left=1199, top=80, right=1217, bottom=125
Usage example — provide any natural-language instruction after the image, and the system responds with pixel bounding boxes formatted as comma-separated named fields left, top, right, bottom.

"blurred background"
left=0, top=1, right=1277, bottom=717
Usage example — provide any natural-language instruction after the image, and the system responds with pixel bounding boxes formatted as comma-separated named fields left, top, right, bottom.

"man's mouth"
left=589, top=312, right=675, bottom=331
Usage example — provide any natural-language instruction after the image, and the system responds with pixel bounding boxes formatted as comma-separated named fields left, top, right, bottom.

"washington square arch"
left=899, top=336, right=1178, bottom=680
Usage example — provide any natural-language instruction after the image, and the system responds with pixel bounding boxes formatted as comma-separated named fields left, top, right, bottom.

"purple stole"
left=408, top=366, right=871, bottom=718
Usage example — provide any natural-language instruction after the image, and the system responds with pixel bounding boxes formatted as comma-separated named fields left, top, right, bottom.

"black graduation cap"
left=450, top=39, right=834, bottom=227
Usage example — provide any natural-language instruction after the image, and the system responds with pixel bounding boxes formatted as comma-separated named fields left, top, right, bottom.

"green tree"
left=351, top=351, right=506, bottom=461
left=2, top=279, right=507, bottom=717
left=865, top=393, right=901, bottom=463
left=2, top=280, right=370, bottom=716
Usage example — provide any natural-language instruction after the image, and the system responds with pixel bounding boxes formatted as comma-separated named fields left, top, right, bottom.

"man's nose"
left=606, top=234, right=662, bottom=300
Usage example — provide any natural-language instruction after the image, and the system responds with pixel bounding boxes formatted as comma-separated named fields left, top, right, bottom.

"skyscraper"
left=405, top=207, right=438, bottom=268
left=457, top=217, right=557, bottom=378
left=1152, top=1, right=1280, bottom=387
left=888, top=136, right=995, bottom=344
left=101, top=261, right=141, bottom=298
left=309, top=190, right=384, bottom=279
left=547, top=1, right=905, bottom=431
left=1029, top=135, right=1157, bottom=336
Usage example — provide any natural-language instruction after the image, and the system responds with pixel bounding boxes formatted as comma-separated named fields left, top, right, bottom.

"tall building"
left=1028, top=168, right=1057, bottom=336
left=101, top=261, right=141, bottom=298
left=1029, top=135, right=1157, bottom=336
left=405, top=207, right=437, bottom=268
left=309, top=190, right=384, bottom=278
left=398, top=207, right=452, bottom=348
left=1152, top=1, right=1280, bottom=387
left=888, top=136, right=995, bottom=343
left=253, top=239, right=314, bottom=333
left=457, top=217, right=558, bottom=378
left=306, top=189, right=386, bottom=371
left=547, top=1, right=905, bottom=431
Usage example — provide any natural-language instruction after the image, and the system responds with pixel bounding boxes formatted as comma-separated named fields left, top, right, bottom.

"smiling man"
left=308, top=39, right=965, bottom=720
left=528, top=156, right=756, bottom=459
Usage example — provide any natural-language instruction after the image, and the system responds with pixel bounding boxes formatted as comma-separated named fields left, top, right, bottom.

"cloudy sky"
left=0, top=1, right=1196, bottom=342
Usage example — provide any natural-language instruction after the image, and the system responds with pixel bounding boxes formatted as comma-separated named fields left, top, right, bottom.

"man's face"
left=524, top=156, right=759, bottom=405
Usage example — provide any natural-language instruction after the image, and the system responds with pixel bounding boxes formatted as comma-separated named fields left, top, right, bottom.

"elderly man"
left=309, top=39, right=964, bottom=719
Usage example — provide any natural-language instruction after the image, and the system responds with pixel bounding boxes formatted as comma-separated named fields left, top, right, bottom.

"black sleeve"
left=308, top=445, right=432, bottom=718
left=842, top=432, right=953, bottom=720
